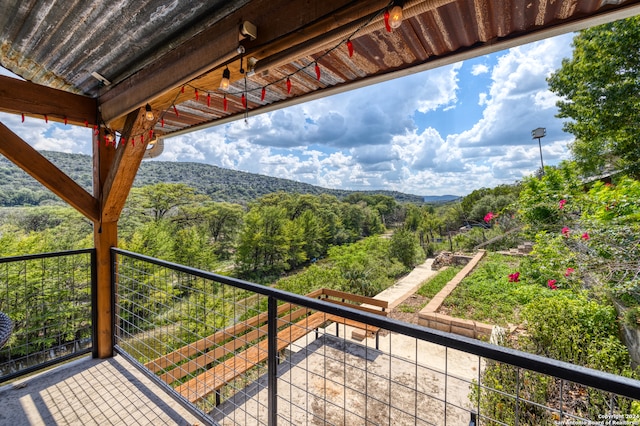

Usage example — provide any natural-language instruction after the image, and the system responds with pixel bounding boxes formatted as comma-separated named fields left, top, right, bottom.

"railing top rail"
left=112, top=247, right=640, bottom=400
left=0, top=248, right=95, bottom=264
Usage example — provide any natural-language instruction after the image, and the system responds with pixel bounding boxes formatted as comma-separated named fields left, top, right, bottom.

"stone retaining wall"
left=418, top=250, right=495, bottom=339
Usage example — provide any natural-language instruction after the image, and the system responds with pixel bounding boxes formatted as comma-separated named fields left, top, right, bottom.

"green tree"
left=547, top=16, right=640, bottom=176
left=389, top=228, right=424, bottom=268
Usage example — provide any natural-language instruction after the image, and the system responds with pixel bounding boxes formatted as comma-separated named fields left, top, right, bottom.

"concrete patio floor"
left=0, top=355, right=204, bottom=426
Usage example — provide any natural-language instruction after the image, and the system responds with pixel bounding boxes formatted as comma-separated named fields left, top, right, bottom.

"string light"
left=145, top=103, right=154, bottom=121
left=220, top=67, right=230, bottom=91
left=388, top=3, right=404, bottom=29
left=16, top=2, right=398, bottom=150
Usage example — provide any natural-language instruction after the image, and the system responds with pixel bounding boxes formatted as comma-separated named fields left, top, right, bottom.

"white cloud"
left=471, top=64, right=489, bottom=76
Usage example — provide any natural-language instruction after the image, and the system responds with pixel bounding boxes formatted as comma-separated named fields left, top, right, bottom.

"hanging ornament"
left=286, top=77, right=292, bottom=94
left=261, top=87, right=266, bottom=101
left=140, top=135, right=144, bottom=145
left=21, top=113, right=24, bottom=123
left=207, top=93, right=211, bottom=107
left=131, top=137, right=135, bottom=147
left=347, top=40, right=354, bottom=57
left=64, top=116, right=68, bottom=125
left=241, top=93, right=246, bottom=108
left=384, top=10, right=392, bottom=32
left=195, top=88, right=199, bottom=101
left=44, top=114, right=48, bottom=123
left=149, top=129, right=154, bottom=140
left=161, top=118, right=165, bottom=127
left=181, top=86, right=185, bottom=93
left=173, top=104, right=179, bottom=117
left=84, top=120, right=89, bottom=127
left=223, top=95, right=228, bottom=111
left=315, top=63, right=321, bottom=81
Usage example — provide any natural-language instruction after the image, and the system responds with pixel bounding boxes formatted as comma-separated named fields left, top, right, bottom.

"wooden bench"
left=312, top=288, right=388, bottom=348
left=145, top=288, right=388, bottom=404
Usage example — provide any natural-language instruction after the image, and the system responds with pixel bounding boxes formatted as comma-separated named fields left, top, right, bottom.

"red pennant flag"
left=21, top=113, right=24, bottom=123
left=207, top=93, right=211, bottom=107
left=44, top=114, right=48, bottom=123
left=64, top=116, right=68, bottom=125
left=84, top=120, right=88, bottom=127
left=173, top=105, right=179, bottom=117
left=223, top=95, right=228, bottom=111
left=261, top=87, right=266, bottom=101
left=315, top=63, right=321, bottom=80
left=131, top=137, right=135, bottom=147
left=181, top=86, right=185, bottom=93
left=286, top=77, right=292, bottom=94
left=347, top=40, right=354, bottom=57
left=241, top=93, right=246, bottom=108
left=149, top=129, right=153, bottom=140
left=161, top=118, right=164, bottom=127
left=195, top=88, right=199, bottom=101
left=384, top=10, right=391, bottom=32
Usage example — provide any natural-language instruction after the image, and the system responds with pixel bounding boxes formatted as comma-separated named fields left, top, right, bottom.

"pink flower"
left=561, top=227, right=570, bottom=237
left=508, top=272, right=520, bottom=282
left=559, top=199, right=567, bottom=209
left=547, top=279, right=557, bottom=290
left=564, top=268, right=574, bottom=277
left=484, top=212, right=495, bottom=223
left=581, top=232, right=590, bottom=240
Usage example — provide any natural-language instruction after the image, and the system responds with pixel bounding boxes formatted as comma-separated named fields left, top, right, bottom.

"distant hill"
left=0, top=151, right=457, bottom=206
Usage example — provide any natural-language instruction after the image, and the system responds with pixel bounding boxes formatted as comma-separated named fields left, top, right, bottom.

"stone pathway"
left=371, top=258, right=438, bottom=310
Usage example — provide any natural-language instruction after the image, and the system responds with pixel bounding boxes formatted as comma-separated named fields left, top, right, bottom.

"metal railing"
left=0, top=249, right=95, bottom=383
left=112, top=248, right=640, bottom=426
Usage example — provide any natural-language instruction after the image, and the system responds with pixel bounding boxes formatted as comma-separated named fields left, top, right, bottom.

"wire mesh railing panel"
left=112, top=249, right=640, bottom=426
left=0, top=250, right=94, bottom=383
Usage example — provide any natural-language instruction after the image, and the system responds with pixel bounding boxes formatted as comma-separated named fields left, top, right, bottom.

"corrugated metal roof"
left=1, top=0, right=639, bottom=138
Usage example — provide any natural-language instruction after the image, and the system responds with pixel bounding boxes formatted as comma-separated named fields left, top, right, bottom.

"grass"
left=441, top=253, right=545, bottom=326
left=416, top=266, right=463, bottom=298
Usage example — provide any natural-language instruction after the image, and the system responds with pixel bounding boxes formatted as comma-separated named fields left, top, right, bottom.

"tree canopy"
left=547, top=16, right=640, bottom=176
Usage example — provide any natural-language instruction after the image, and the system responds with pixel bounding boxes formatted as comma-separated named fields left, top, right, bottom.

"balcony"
left=1, top=249, right=639, bottom=425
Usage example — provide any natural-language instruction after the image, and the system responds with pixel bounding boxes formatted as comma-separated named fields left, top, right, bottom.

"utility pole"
left=531, top=127, right=546, bottom=176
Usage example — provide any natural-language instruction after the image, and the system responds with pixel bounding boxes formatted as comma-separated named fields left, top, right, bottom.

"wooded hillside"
left=0, top=151, right=458, bottom=206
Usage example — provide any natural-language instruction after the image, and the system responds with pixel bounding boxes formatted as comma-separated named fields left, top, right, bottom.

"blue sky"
left=1, top=33, right=575, bottom=197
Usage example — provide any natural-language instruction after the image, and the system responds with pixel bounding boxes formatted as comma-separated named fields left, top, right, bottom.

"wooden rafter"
left=97, top=0, right=369, bottom=126
left=0, top=121, right=99, bottom=221
left=0, top=76, right=97, bottom=127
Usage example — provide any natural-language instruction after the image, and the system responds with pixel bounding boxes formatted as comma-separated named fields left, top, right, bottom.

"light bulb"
left=220, top=67, right=230, bottom=91
left=389, top=5, right=403, bottom=29
left=144, top=104, right=154, bottom=121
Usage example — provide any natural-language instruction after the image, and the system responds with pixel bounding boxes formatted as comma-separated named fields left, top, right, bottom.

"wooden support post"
left=93, top=127, right=117, bottom=358
left=91, top=108, right=151, bottom=358
left=94, top=220, right=117, bottom=358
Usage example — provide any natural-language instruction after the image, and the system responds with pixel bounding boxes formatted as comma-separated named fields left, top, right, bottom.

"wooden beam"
left=93, top=218, right=117, bottom=359
left=97, top=0, right=358, bottom=125
left=0, top=121, right=99, bottom=221
left=0, top=76, right=98, bottom=127
left=100, top=108, right=151, bottom=223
